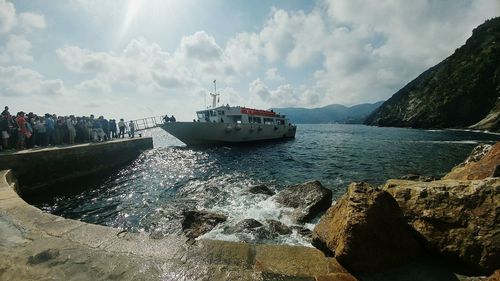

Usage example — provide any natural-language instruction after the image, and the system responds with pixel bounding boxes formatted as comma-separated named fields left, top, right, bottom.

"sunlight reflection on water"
left=30, top=125, right=500, bottom=245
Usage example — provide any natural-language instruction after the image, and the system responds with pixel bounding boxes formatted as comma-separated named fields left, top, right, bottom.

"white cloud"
left=0, top=1, right=46, bottom=66
left=249, top=78, right=271, bottom=101
left=19, top=12, right=47, bottom=31
left=177, top=31, right=237, bottom=83
left=0, top=34, right=32, bottom=63
left=259, top=9, right=294, bottom=63
left=179, top=31, right=223, bottom=62
left=0, top=0, right=16, bottom=34
left=0, top=1, right=46, bottom=34
left=74, top=79, right=112, bottom=95
left=0, top=66, right=65, bottom=97
left=57, top=38, right=200, bottom=92
left=225, top=32, right=261, bottom=72
left=249, top=79, right=320, bottom=108
left=57, top=45, right=112, bottom=73
left=265, top=68, right=285, bottom=82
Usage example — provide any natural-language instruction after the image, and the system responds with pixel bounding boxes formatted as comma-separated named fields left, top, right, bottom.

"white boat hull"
left=161, top=122, right=296, bottom=146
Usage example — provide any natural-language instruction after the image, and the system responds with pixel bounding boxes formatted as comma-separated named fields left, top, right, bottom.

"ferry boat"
left=161, top=83, right=297, bottom=146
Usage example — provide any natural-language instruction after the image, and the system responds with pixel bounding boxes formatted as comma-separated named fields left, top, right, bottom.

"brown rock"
left=312, top=182, right=422, bottom=274
left=400, top=174, right=437, bottom=182
left=274, top=180, right=333, bottom=223
left=488, top=270, right=500, bottom=281
left=181, top=210, right=227, bottom=239
left=383, top=178, right=500, bottom=274
left=444, top=142, right=500, bottom=180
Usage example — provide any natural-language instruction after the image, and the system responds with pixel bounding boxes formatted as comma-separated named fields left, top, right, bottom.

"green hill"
left=274, top=101, right=383, bottom=124
left=365, top=17, right=500, bottom=132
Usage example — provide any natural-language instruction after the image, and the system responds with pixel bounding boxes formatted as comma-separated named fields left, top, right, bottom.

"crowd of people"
left=1, top=106, right=137, bottom=151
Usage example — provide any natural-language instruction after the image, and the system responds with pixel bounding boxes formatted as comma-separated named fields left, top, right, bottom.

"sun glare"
left=115, top=0, right=189, bottom=48
left=117, top=0, right=142, bottom=44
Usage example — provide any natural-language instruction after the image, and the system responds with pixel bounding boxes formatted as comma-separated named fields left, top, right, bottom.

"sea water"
left=27, top=124, right=500, bottom=245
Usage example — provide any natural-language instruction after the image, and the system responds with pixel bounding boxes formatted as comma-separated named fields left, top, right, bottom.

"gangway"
left=129, top=116, right=166, bottom=132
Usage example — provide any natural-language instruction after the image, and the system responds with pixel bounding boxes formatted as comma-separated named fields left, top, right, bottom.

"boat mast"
left=209, top=79, right=219, bottom=108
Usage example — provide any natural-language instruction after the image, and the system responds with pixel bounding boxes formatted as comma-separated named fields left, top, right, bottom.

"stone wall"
left=0, top=138, right=153, bottom=195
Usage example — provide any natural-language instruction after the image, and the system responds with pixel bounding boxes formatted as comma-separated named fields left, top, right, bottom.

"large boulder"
left=444, top=142, right=500, bottom=180
left=383, top=178, right=500, bottom=274
left=273, top=180, right=333, bottom=223
left=181, top=210, right=227, bottom=239
left=312, top=182, right=423, bottom=274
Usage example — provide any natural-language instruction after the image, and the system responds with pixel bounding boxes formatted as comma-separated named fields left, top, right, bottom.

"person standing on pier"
left=44, top=113, right=55, bottom=146
left=109, top=119, right=117, bottom=139
left=128, top=120, right=135, bottom=138
left=0, top=115, right=10, bottom=150
left=15, top=112, right=28, bottom=150
left=118, top=119, right=126, bottom=138
left=67, top=116, right=76, bottom=144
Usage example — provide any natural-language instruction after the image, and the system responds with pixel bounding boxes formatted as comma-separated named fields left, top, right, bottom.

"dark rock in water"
left=27, top=249, right=60, bottom=265
left=248, top=184, right=275, bottom=196
left=313, top=182, right=423, bottom=274
left=181, top=210, right=227, bottom=239
left=400, top=174, right=437, bottom=182
left=444, top=142, right=500, bottom=180
left=226, top=219, right=296, bottom=243
left=273, top=180, right=332, bottom=223
left=235, top=226, right=276, bottom=243
left=233, top=218, right=263, bottom=232
left=252, top=226, right=275, bottom=241
left=265, top=219, right=292, bottom=235
left=383, top=177, right=500, bottom=275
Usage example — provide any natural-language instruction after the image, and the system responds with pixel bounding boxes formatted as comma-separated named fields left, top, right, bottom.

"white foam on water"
left=198, top=179, right=313, bottom=245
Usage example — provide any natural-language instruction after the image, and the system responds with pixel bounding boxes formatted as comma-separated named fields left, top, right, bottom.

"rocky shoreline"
left=182, top=142, right=500, bottom=279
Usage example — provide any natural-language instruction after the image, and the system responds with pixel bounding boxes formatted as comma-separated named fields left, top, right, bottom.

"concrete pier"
left=0, top=137, right=153, bottom=195
left=0, top=139, right=355, bottom=280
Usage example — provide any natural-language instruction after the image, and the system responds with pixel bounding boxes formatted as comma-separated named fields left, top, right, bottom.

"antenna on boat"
left=209, top=80, right=219, bottom=108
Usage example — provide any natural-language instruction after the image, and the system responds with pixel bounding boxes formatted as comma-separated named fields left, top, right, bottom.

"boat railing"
left=130, top=116, right=165, bottom=132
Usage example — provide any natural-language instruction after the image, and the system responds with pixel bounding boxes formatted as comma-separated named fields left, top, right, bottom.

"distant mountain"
left=365, top=17, right=500, bottom=132
left=273, top=101, right=384, bottom=124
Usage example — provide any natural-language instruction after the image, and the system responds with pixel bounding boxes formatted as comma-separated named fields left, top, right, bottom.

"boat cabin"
left=196, top=106, right=288, bottom=125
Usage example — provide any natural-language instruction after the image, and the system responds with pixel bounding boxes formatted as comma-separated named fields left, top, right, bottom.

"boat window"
left=233, top=115, right=242, bottom=123
left=197, top=111, right=209, bottom=120
left=210, top=110, right=217, bottom=116
left=263, top=118, right=274, bottom=124
left=248, top=116, right=262, bottom=123
left=218, top=110, right=225, bottom=115
left=276, top=119, right=285, bottom=125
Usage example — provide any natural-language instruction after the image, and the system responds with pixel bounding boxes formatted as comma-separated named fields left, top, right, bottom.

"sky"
left=1, top=0, right=498, bottom=121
